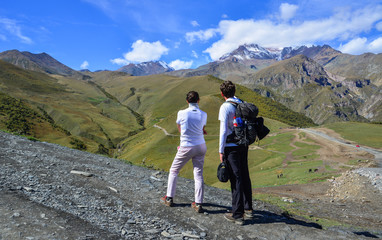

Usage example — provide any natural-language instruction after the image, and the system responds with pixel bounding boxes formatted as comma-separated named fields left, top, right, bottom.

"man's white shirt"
left=218, top=97, right=242, bottom=153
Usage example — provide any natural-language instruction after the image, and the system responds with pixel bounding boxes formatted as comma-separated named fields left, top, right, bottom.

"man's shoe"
left=160, top=196, right=174, bottom=207
left=244, top=210, right=254, bottom=220
left=191, top=202, right=203, bottom=213
left=224, top=213, right=244, bottom=225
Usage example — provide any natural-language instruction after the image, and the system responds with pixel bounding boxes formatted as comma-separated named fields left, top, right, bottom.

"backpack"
left=226, top=100, right=270, bottom=146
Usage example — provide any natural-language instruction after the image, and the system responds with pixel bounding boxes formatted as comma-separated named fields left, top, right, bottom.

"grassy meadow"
left=323, top=122, right=382, bottom=149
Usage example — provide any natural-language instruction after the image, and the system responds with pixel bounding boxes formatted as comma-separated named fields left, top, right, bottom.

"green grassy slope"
left=0, top=60, right=141, bottom=153
left=0, top=91, right=73, bottom=146
left=92, top=74, right=315, bottom=127
left=98, top=73, right=320, bottom=189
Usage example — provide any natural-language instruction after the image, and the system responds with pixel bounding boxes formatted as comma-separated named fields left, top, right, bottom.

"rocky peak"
left=281, top=45, right=342, bottom=65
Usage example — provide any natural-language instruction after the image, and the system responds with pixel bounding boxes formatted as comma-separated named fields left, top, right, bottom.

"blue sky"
left=1, top=0, right=382, bottom=71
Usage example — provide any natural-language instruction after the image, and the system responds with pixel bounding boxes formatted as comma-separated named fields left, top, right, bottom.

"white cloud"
left=339, top=37, right=382, bottom=54
left=169, top=59, right=193, bottom=70
left=188, top=4, right=382, bottom=60
left=80, top=61, right=89, bottom=69
left=185, top=28, right=218, bottom=43
left=0, top=17, right=32, bottom=44
left=280, top=3, right=298, bottom=22
left=191, top=20, right=199, bottom=27
left=222, top=14, right=228, bottom=19
left=369, top=37, right=382, bottom=52
left=339, top=37, right=368, bottom=54
left=110, top=58, right=129, bottom=65
left=111, top=40, right=169, bottom=65
left=191, top=50, right=198, bottom=58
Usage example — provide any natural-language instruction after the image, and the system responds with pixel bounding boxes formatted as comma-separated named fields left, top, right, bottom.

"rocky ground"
left=0, top=131, right=381, bottom=239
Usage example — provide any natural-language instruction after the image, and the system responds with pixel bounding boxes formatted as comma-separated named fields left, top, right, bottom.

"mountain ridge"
left=0, top=50, right=90, bottom=80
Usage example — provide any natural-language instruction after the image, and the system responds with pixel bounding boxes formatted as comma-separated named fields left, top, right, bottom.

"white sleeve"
left=176, top=110, right=182, bottom=124
left=219, top=120, right=229, bottom=153
left=203, top=111, right=207, bottom=126
left=218, top=104, right=229, bottom=153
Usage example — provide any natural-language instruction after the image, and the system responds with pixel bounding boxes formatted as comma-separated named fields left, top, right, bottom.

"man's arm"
left=177, top=124, right=181, bottom=133
left=219, top=120, right=229, bottom=162
left=203, top=126, right=207, bottom=135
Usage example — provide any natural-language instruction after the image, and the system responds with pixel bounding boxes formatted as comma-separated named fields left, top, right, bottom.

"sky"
left=1, top=0, right=382, bottom=71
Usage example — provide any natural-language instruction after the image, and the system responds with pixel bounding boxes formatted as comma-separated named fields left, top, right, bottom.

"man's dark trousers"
left=225, top=145, right=252, bottom=219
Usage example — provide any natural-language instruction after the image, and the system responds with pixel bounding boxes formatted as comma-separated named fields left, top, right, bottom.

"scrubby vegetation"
left=0, top=92, right=38, bottom=135
left=69, top=137, right=87, bottom=150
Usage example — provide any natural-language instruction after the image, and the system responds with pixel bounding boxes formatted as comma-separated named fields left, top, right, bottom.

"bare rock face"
left=0, top=131, right=380, bottom=239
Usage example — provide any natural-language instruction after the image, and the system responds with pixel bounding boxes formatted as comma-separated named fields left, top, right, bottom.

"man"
left=161, top=91, right=207, bottom=213
left=219, top=81, right=253, bottom=225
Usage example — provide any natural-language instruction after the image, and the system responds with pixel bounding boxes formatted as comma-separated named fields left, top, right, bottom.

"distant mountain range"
left=0, top=44, right=381, bottom=124
left=117, top=61, right=174, bottom=76
left=167, top=44, right=381, bottom=124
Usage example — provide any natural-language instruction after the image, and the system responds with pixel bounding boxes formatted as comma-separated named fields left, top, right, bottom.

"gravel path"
left=0, top=131, right=377, bottom=239
left=301, top=128, right=382, bottom=193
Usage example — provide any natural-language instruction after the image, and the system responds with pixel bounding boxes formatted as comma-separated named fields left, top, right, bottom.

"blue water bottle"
left=236, top=117, right=243, bottom=127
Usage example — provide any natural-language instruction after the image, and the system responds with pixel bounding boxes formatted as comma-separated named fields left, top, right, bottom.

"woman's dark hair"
left=186, top=91, right=199, bottom=103
left=220, top=81, right=235, bottom=98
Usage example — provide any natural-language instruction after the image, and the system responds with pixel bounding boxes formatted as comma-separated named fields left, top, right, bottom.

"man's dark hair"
left=220, top=81, right=236, bottom=98
left=186, top=91, right=199, bottom=103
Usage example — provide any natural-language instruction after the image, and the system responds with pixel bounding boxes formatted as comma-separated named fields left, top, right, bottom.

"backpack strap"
left=225, top=100, right=238, bottom=107
left=226, top=100, right=244, bottom=119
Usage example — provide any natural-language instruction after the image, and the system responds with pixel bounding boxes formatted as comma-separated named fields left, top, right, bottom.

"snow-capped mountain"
left=218, top=44, right=341, bottom=65
left=118, top=61, right=174, bottom=76
left=219, top=44, right=283, bottom=61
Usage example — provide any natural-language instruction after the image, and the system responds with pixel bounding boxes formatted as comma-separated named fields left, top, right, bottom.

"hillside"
left=242, top=55, right=374, bottom=124
left=0, top=60, right=142, bottom=153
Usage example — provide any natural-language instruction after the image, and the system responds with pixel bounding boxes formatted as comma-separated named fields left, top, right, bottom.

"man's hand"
left=219, top=153, right=224, bottom=163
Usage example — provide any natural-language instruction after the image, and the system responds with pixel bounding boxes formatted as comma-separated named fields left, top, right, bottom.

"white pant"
left=166, top=143, right=207, bottom=204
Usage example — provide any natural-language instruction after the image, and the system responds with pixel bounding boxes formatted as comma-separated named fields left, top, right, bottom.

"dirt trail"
left=1, top=131, right=379, bottom=239
left=153, top=124, right=178, bottom=137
